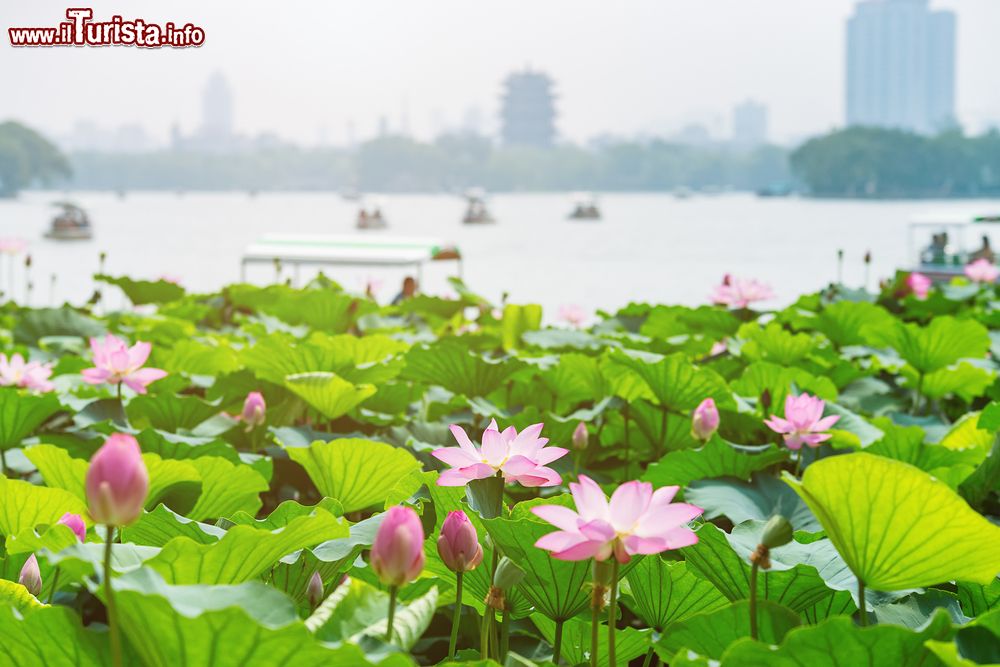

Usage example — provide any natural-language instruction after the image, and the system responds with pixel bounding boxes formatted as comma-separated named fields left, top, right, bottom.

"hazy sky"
left=3, top=0, right=999, bottom=147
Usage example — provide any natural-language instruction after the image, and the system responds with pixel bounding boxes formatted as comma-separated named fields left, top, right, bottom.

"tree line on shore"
left=2, top=119, right=999, bottom=197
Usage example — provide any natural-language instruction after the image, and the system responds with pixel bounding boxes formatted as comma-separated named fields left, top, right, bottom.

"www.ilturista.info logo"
left=8, top=8, right=205, bottom=48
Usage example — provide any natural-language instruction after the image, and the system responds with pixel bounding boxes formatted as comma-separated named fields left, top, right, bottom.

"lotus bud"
left=437, top=511, right=483, bottom=573
left=19, top=554, right=41, bottom=596
left=750, top=515, right=793, bottom=571
left=572, top=421, right=588, bottom=451
left=241, top=391, right=267, bottom=429
left=58, top=512, right=87, bottom=542
left=85, top=433, right=149, bottom=526
left=371, top=506, right=426, bottom=587
left=760, top=515, right=793, bottom=549
left=691, top=398, right=719, bottom=441
left=307, top=571, right=324, bottom=609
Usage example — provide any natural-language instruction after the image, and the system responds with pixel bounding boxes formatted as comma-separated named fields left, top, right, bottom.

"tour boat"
left=45, top=202, right=93, bottom=241
left=568, top=192, right=601, bottom=221
left=462, top=188, right=495, bottom=225
left=909, top=211, right=1000, bottom=280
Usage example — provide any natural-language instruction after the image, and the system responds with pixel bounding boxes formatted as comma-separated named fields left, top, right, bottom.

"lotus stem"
left=47, top=567, right=61, bottom=604
left=385, top=585, right=398, bottom=643
left=552, top=618, right=564, bottom=665
left=590, top=603, right=600, bottom=667
left=608, top=558, right=620, bottom=666
left=641, top=646, right=656, bottom=667
left=104, top=526, right=123, bottom=667
left=448, top=571, right=463, bottom=658
left=858, top=579, right=867, bottom=627
left=623, top=402, right=631, bottom=478
left=116, top=382, right=123, bottom=403
left=480, top=607, right=489, bottom=659
left=500, top=607, right=509, bottom=660
left=749, top=559, right=760, bottom=639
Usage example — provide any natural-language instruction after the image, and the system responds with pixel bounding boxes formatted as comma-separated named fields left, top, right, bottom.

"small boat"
left=756, top=183, right=794, bottom=198
left=341, top=186, right=362, bottom=202
left=568, top=192, right=601, bottom=221
left=45, top=202, right=93, bottom=241
left=673, top=186, right=693, bottom=200
left=356, top=205, right=388, bottom=230
left=908, top=211, right=999, bottom=280
left=462, top=188, right=495, bottom=225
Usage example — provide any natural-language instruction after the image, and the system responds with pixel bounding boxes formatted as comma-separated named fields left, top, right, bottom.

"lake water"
left=2, top=191, right=998, bottom=317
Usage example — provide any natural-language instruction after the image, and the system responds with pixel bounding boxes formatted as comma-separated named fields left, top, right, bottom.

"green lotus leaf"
left=231, top=286, right=375, bottom=332
left=604, top=349, right=732, bottom=411
left=402, top=340, right=526, bottom=397
left=482, top=514, right=592, bottom=622
left=184, top=456, right=269, bottom=520
left=12, top=307, right=105, bottom=346
left=5, top=522, right=81, bottom=556
left=865, top=316, right=990, bottom=375
left=940, top=412, right=995, bottom=454
left=957, top=577, right=1000, bottom=617
left=907, top=362, right=995, bottom=403
left=813, top=301, right=895, bottom=348
left=785, top=452, right=1000, bottom=590
left=0, top=603, right=110, bottom=665
left=126, top=393, right=221, bottom=432
left=532, top=613, right=652, bottom=667
left=656, top=599, right=800, bottom=660
left=501, top=303, right=542, bottom=351
left=684, top=474, right=819, bottom=532
left=156, top=339, right=242, bottom=376
left=244, top=332, right=406, bottom=386
left=95, top=274, right=186, bottom=305
left=739, top=321, right=816, bottom=365
left=681, top=523, right=840, bottom=612
left=0, top=388, right=62, bottom=451
left=867, top=419, right=982, bottom=489
left=538, top=353, right=608, bottom=406
left=284, top=371, right=376, bottom=420
left=285, top=438, right=421, bottom=513
left=107, top=568, right=388, bottom=667
left=145, top=510, right=346, bottom=585
left=0, top=476, right=89, bottom=537
left=123, top=504, right=225, bottom=547
left=640, top=304, right=740, bottom=341
left=624, top=557, right=728, bottom=631
left=733, top=361, right=838, bottom=412
left=307, top=577, right=438, bottom=651
left=720, top=608, right=954, bottom=666
left=643, top=437, right=786, bottom=488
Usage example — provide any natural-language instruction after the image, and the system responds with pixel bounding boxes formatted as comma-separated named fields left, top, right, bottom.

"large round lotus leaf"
left=785, top=453, right=1000, bottom=591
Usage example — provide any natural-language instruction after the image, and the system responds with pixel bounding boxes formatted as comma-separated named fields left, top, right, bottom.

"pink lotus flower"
left=532, top=476, right=702, bottom=563
left=0, top=353, right=54, bottom=392
left=559, top=304, right=587, bottom=328
left=371, top=506, right=426, bottom=587
left=572, top=421, right=588, bottom=451
left=964, top=259, right=999, bottom=284
left=240, top=391, right=266, bottom=430
left=81, top=334, right=167, bottom=395
left=709, top=339, right=728, bottom=356
left=710, top=274, right=775, bottom=309
left=691, top=398, right=719, bottom=441
left=0, top=238, right=27, bottom=255
left=764, top=393, right=840, bottom=450
left=85, top=433, right=149, bottom=526
left=905, top=272, right=932, bottom=300
left=437, top=510, right=484, bottom=573
left=18, top=554, right=41, bottom=596
left=433, top=421, right=567, bottom=487
left=57, top=512, right=87, bottom=542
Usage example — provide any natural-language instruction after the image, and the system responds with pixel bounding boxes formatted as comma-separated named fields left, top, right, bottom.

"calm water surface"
left=2, top=191, right=998, bottom=316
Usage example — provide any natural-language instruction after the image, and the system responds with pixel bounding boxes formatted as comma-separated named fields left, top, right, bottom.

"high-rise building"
left=846, top=0, right=956, bottom=134
left=200, top=71, right=235, bottom=146
left=732, top=100, right=768, bottom=148
left=500, top=69, right=557, bottom=148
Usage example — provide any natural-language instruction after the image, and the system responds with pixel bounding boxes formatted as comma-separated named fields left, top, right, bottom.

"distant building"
left=500, top=69, right=557, bottom=148
left=669, top=123, right=713, bottom=147
left=732, top=100, right=768, bottom=149
left=197, top=71, right=236, bottom=150
left=846, top=0, right=956, bottom=134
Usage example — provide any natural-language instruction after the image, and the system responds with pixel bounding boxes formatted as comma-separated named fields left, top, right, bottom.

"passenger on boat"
left=392, top=276, right=418, bottom=305
left=970, top=235, right=996, bottom=263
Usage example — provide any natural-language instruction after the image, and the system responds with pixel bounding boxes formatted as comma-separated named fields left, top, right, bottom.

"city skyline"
left=3, top=0, right=999, bottom=150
